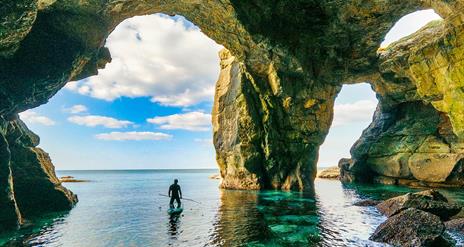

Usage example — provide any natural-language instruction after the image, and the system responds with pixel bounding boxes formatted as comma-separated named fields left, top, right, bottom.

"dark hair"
left=174, top=179, right=178, bottom=184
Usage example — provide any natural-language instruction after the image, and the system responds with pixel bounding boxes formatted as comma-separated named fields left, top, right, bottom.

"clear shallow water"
left=1, top=169, right=464, bottom=246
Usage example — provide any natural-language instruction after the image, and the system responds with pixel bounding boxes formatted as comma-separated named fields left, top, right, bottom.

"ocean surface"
left=1, top=169, right=464, bottom=246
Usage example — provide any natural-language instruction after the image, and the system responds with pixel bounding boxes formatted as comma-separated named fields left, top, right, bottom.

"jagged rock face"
left=0, top=117, right=77, bottom=230
left=0, top=123, right=22, bottom=231
left=6, top=119, right=77, bottom=219
left=2, top=0, right=464, bottom=230
left=345, top=3, right=464, bottom=186
left=212, top=49, right=338, bottom=190
left=370, top=208, right=455, bottom=247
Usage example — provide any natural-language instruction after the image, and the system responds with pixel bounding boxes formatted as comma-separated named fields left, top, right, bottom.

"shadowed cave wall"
left=1, top=0, right=464, bottom=230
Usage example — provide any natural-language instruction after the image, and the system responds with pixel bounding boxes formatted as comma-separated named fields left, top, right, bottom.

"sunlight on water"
left=1, top=170, right=464, bottom=246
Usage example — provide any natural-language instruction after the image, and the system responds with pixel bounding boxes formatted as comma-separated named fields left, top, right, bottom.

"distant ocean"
left=1, top=169, right=464, bottom=246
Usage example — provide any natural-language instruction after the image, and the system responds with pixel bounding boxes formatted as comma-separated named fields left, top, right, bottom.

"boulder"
left=408, top=153, right=461, bottom=183
left=370, top=208, right=455, bottom=247
left=316, top=167, right=340, bottom=179
left=376, top=189, right=461, bottom=221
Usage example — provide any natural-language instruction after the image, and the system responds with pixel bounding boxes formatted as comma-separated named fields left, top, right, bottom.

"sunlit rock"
left=370, top=208, right=455, bottom=247
left=316, top=167, right=339, bottom=179
left=376, top=189, right=461, bottom=221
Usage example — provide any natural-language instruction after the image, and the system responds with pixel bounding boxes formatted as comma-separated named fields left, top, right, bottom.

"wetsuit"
left=169, top=184, right=182, bottom=208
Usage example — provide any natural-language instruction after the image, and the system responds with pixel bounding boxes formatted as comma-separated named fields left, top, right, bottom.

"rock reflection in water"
left=209, top=188, right=320, bottom=246
left=208, top=189, right=266, bottom=246
left=255, top=191, right=320, bottom=246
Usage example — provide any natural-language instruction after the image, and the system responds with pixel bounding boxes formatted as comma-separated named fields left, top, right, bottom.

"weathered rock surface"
left=345, top=4, right=464, bottom=187
left=370, top=208, right=455, bottom=247
left=376, top=190, right=461, bottom=221
left=445, top=218, right=464, bottom=233
left=0, top=117, right=77, bottom=229
left=2, top=0, right=464, bottom=235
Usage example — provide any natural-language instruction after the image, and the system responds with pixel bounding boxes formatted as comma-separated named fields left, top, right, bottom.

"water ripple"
left=1, top=170, right=464, bottom=246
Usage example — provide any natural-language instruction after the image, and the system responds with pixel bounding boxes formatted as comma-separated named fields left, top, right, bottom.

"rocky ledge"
left=316, top=167, right=340, bottom=179
left=60, top=176, right=90, bottom=183
left=370, top=190, right=461, bottom=246
left=0, top=117, right=77, bottom=232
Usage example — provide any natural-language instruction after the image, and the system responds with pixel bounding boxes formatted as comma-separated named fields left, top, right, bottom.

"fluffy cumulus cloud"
left=147, top=111, right=211, bottom=131
left=332, top=100, right=377, bottom=127
left=65, top=104, right=88, bottom=114
left=95, top=131, right=172, bottom=141
left=68, top=115, right=133, bottom=128
left=65, top=14, right=223, bottom=107
left=19, top=111, right=56, bottom=126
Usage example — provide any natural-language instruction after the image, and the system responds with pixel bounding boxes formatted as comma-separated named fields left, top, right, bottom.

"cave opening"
left=317, top=8, right=443, bottom=172
left=19, top=13, right=223, bottom=171
left=380, top=9, right=442, bottom=48
left=317, top=83, right=377, bottom=169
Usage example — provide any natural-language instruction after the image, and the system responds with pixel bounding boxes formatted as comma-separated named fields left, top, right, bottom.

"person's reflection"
left=168, top=214, right=180, bottom=238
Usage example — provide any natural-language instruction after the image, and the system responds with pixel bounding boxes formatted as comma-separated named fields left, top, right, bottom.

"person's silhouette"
left=169, top=179, right=182, bottom=208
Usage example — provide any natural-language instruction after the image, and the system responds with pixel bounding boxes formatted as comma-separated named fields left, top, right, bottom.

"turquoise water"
left=1, top=169, right=464, bottom=246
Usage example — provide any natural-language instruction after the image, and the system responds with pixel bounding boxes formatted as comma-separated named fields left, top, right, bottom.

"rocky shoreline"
left=59, top=176, right=90, bottom=183
left=354, top=189, right=463, bottom=246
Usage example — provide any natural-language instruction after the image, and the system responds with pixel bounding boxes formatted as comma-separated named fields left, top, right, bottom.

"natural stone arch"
left=342, top=4, right=464, bottom=186
left=2, top=0, right=464, bottom=230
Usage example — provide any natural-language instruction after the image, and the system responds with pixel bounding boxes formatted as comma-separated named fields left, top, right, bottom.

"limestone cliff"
left=2, top=0, right=464, bottom=231
left=0, top=116, right=77, bottom=230
left=344, top=5, right=464, bottom=187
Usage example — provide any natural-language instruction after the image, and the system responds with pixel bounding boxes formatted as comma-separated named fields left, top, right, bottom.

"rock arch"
left=1, top=0, right=464, bottom=229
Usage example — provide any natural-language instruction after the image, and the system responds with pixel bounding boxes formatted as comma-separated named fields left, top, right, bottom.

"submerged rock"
left=316, top=167, right=340, bottom=179
left=353, top=199, right=381, bottom=207
left=370, top=208, right=455, bottom=247
left=376, top=190, right=461, bottom=221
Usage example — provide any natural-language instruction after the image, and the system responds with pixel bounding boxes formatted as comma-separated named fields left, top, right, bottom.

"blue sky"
left=20, top=11, right=441, bottom=170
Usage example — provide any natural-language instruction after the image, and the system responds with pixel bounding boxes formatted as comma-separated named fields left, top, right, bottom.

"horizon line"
left=56, top=167, right=219, bottom=171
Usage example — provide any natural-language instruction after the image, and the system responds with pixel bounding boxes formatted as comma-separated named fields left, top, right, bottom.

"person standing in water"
left=169, top=179, right=182, bottom=208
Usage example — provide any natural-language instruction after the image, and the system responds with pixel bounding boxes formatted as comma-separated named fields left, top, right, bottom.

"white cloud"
left=65, top=14, right=222, bottom=107
left=381, top=10, right=442, bottom=47
left=65, top=104, right=88, bottom=114
left=332, top=100, right=377, bottom=127
left=95, top=131, right=172, bottom=141
left=147, top=111, right=211, bottom=131
left=68, top=115, right=133, bottom=128
left=19, top=111, right=56, bottom=126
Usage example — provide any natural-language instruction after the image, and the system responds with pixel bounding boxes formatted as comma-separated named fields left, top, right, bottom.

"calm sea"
left=1, top=169, right=464, bottom=246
